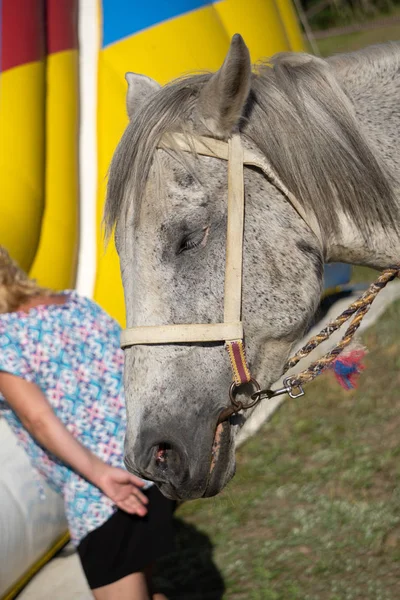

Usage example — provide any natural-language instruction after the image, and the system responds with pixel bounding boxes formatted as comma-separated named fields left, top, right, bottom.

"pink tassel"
left=331, top=347, right=367, bottom=390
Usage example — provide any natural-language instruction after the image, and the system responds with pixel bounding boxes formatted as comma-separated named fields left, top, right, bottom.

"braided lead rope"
left=285, top=266, right=399, bottom=389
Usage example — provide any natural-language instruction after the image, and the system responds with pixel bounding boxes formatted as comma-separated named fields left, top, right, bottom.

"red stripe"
left=1, top=0, right=45, bottom=72
left=1, top=0, right=78, bottom=73
left=231, top=342, right=250, bottom=384
left=46, top=0, right=78, bottom=55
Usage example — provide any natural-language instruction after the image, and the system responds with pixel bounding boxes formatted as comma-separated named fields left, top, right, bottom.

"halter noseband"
left=120, top=133, right=324, bottom=421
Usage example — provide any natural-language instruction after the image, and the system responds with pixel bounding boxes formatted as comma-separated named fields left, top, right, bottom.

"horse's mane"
left=105, top=45, right=399, bottom=239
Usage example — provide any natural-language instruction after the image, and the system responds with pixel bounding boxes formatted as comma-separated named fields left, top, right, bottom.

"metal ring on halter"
left=217, top=378, right=262, bottom=425
left=229, top=377, right=261, bottom=411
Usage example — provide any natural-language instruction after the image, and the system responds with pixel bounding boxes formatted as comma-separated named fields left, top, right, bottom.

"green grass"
left=316, top=17, right=400, bottom=56
left=351, top=266, right=377, bottom=285
left=155, top=299, right=400, bottom=599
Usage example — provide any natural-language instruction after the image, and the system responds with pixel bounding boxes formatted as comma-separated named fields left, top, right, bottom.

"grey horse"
left=105, top=35, right=400, bottom=501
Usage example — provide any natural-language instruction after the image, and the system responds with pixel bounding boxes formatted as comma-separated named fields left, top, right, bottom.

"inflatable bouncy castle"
left=0, top=0, right=79, bottom=290
left=0, top=1, right=307, bottom=596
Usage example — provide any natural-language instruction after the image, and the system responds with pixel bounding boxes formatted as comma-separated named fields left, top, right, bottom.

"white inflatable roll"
left=0, top=419, right=67, bottom=598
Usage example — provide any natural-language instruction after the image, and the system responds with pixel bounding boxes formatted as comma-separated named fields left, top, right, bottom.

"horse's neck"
left=326, top=45, right=400, bottom=269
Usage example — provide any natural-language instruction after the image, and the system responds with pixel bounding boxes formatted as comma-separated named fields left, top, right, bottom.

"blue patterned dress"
left=0, top=291, right=150, bottom=546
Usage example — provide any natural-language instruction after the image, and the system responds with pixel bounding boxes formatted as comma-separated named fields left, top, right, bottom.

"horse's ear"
left=125, top=73, right=161, bottom=120
left=197, top=34, right=251, bottom=137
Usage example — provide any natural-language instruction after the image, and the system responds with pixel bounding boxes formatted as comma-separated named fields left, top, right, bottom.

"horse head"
left=106, top=36, right=399, bottom=500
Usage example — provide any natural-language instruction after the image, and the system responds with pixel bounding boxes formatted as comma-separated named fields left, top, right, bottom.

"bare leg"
left=92, top=571, right=151, bottom=600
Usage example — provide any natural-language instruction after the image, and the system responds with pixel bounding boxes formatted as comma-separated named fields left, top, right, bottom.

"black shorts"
left=77, top=485, right=175, bottom=589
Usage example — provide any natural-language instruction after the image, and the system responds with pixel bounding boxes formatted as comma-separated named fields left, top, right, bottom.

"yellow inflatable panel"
left=29, top=0, right=80, bottom=290
left=0, top=0, right=79, bottom=289
left=215, top=0, right=290, bottom=61
left=30, top=50, right=80, bottom=290
left=0, top=62, right=45, bottom=273
left=275, top=0, right=305, bottom=52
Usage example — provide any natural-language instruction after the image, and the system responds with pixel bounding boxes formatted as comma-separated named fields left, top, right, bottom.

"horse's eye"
left=177, top=226, right=209, bottom=255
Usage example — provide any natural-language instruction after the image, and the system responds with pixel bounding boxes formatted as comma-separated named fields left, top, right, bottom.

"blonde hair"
left=0, top=246, right=51, bottom=314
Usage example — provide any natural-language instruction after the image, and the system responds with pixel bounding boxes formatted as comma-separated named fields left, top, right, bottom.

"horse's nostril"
left=148, top=439, right=189, bottom=486
left=155, top=442, right=171, bottom=470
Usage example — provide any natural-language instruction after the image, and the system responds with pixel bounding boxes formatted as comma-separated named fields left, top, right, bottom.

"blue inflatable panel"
left=102, top=0, right=215, bottom=46
left=324, top=263, right=352, bottom=292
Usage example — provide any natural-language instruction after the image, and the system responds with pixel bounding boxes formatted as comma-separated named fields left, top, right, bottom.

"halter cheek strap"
left=226, top=340, right=252, bottom=385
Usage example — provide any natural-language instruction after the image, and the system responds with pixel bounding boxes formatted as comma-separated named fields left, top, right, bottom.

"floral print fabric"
left=0, top=291, right=150, bottom=545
